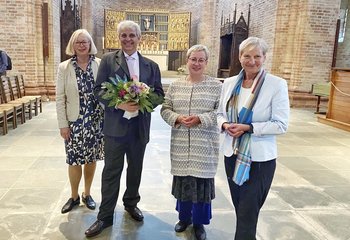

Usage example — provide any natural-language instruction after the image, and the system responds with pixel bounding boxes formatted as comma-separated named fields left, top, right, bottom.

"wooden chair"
left=0, top=110, right=8, bottom=135
left=16, top=75, right=42, bottom=116
left=0, top=77, right=17, bottom=133
left=0, top=76, right=25, bottom=126
left=8, top=76, right=33, bottom=120
left=311, top=82, right=330, bottom=114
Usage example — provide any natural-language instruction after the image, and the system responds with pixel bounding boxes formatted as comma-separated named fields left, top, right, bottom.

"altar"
left=104, top=9, right=191, bottom=72
left=140, top=50, right=168, bottom=72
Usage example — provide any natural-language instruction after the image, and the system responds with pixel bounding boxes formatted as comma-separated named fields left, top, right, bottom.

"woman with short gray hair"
left=161, top=44, right=222, bottom=240
left=217, top=36, right=290, bottom=239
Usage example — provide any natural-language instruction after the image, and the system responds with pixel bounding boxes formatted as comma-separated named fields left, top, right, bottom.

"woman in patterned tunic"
left=161, top=45, right=222, bottom=240
left=56, top=29, right=104, bottom=214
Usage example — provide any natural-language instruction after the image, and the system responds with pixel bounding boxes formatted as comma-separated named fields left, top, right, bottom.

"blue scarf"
left=226, top=68, right=266, bottom=185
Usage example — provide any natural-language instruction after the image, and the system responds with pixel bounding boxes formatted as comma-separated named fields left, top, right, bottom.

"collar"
left=123, top=51, right=139, bottom=61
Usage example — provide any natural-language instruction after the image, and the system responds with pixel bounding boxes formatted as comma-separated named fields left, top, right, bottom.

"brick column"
left=198, top=0, right=217, bottom=76
left=271, top=0, right=340, bottom=107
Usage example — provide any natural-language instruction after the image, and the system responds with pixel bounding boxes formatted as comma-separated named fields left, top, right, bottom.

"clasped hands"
left=117, top=102, right=140, bottom=112
left=176, top=115, right=201, bottom=128
left=222, top=123, right=250, bottom=138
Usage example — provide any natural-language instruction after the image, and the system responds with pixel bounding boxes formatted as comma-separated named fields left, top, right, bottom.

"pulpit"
left=318, top=68, right=350, bottom=131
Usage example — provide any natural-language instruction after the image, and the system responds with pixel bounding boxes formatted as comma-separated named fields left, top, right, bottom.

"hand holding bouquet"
left=100, top=74, right=164, bottom=113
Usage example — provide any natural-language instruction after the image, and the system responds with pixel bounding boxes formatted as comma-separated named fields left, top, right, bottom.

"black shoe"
left=194, top=224, right=206, bottom=240
left=85, top=219, right=113, bottom=238
left=174, top=220, right=192, bottom=232
left=82, top=193, right=96, bottom=210
left=61, top=197, right=80, bottom=214
left=124, top=206, right=144, bottom=221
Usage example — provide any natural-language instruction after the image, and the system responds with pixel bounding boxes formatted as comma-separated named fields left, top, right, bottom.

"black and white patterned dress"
left=65, top=56, right=104, bottom=165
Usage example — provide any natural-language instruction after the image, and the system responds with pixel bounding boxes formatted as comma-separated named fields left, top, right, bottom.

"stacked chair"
left=0, top=75, right=43, bottom=135
left=17, top=75, right=42, bottom=116
left=0, top=79, right=17, bottom=135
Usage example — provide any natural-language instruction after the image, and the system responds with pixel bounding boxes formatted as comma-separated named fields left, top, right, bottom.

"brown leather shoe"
left=124, top=206, right=144, bottom=221
left=61, top=197, right=80, bottom=214
left=85, top=220, right=113, bottom=238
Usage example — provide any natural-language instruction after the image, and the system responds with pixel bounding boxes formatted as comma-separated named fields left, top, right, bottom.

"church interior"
left=1, top=0, right=350, bottom=239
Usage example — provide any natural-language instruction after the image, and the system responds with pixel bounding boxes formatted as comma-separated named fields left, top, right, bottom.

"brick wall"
left=0, top=0, right=60, bottom=100
left=214, top=0, right=340, bottom=108
left=277, top=0, right=339, bottom=89
left=1, top=1, right=40, bottom=94
left=197, top=0, right=215, bottom=75
left=274, top=0, right=340, bottom=107
left=212, top=0, right=277, bottom=75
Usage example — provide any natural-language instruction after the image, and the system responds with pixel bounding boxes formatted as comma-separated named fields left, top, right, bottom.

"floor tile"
left=0, top=102, right=350, bottom=239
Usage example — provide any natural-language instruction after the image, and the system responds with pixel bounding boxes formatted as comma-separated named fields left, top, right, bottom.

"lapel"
left=91, top=59, right=98, bottom=81
left=138, top=52, right=150, bottom=83
left=65, top=59, right=79, bottom=91
left=115, top=50, right=130, bottom=79
left=115, top=50, right=151, bottom=82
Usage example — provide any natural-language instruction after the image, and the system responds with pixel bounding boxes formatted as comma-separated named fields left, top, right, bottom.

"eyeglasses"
left=188, top=57, right=207, bottom=64
left=120, top=33, right=138, bottom=39
left=75, top=41, right=89, bottom=46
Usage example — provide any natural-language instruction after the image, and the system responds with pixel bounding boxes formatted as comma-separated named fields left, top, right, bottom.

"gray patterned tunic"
left=161, top=75, right=222, bottom=179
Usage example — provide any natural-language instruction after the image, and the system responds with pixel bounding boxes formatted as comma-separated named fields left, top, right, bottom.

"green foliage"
left=100, top=75, right=164, bottom=113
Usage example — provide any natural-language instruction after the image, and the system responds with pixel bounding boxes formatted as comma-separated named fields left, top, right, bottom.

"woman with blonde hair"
left=56, top=29, right=104, bottom=214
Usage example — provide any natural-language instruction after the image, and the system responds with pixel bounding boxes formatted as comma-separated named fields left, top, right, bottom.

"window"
left=339, top=8, right=348, bottom=42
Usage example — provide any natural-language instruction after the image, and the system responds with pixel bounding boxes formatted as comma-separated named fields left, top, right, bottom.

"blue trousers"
left=225, top=156, right=276, bottom=240
left=176, top=200, right=212, bottom=225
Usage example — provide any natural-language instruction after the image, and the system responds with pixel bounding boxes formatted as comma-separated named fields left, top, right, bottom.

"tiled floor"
left=1, top=101, right=350, bottom=240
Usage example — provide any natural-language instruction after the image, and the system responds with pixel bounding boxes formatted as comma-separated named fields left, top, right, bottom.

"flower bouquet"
left=100, top=74, right=164, bottom=115
left=177, top=66, right=186, bottom=75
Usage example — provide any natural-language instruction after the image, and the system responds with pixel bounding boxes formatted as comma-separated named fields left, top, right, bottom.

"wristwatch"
left=248, top=123, right=254, bottom=133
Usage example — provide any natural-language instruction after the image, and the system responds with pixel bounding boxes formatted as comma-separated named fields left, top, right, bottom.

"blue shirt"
left=0, top=50, right=8, bottom=74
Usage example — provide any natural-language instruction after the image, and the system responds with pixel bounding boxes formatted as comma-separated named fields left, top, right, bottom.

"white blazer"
left=56, top=57, right=101, bottom=128
left=217, top=73, right=290, bottom=162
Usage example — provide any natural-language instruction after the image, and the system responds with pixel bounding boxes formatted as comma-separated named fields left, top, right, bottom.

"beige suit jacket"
left=56, top=57, right=101, bottom=128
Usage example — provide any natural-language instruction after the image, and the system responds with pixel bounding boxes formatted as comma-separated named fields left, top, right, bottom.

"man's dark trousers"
left=97, top=117, right=147, bottom=222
